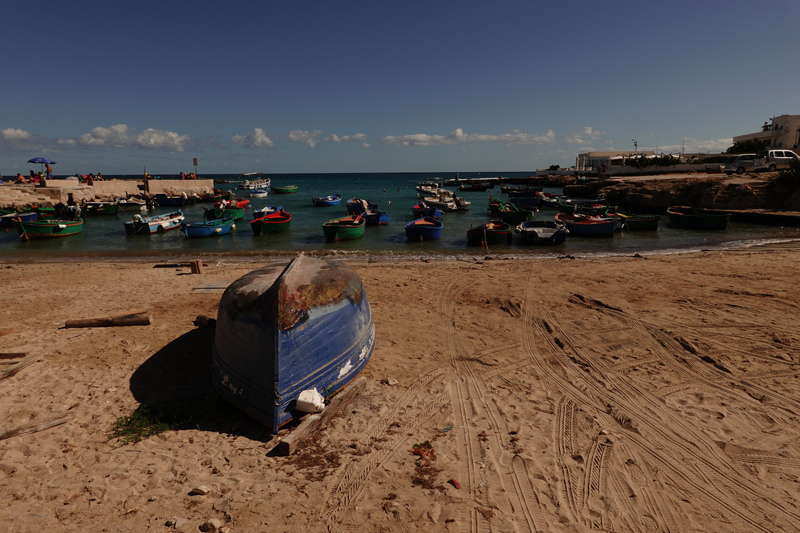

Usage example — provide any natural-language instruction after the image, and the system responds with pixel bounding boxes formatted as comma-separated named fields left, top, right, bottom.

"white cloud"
left=288, top=129, right=324, bottom=148
left=379, top=128, right=555, bottom=147
left=231, top=128, right=274, bottom=149
left=653, top=138, right=733, bottom=154
left=565, top=127, right=605, bottom=145
left=1, top=128, right=49, bottom=151
left=63, top=124, right=192, bottom=151
left=323, top=133, right=367, bottom=143
left=362, top=142, right=371, bottom=148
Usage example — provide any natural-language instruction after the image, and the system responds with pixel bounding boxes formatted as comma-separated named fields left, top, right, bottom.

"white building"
left=576, top=151, right=655, bottom=172
left=733, top=114, right=800, bottom=151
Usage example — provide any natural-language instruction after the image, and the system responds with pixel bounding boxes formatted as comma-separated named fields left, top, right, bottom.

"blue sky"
left=2, top=0, right=798, bottom=175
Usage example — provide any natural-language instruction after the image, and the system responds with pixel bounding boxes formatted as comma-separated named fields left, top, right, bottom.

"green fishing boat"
left=271, top=185, right=299, bottom=194
left=607, top=211, right=661, bottom=231
left=83, top=202, right=120, bottom=216
left=322, top=215, right=366, bottom=242
left=13, top=218, right=84, bottom=240
left=499, top=203, right=536, bottom=224
left=204, top=206, right=246, bottom=221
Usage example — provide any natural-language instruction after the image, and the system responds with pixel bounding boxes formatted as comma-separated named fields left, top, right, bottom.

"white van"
left=754, top=149, right=799, bottom=172
left=721, top=154, right=757, bottom=175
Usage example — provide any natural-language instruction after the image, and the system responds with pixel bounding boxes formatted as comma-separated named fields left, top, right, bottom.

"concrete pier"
left=0, top=179, right=215, bottom=208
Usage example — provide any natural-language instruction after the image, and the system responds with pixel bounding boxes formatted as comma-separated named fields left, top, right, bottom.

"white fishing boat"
left=238, top=173, right=271, bottom=190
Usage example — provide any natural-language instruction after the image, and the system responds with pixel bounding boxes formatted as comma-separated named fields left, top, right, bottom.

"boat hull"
left=251, top=212, right=292, bottom=235
left=124, top=212, right=185, bottom=235
left=211, top=254, right=375, bottom=433
left=205, top=207, right=246, bottom=221
left=323, top=216, right=366, bottom=242
left=13, top=218, right=83, bottom=240
left=154, top=194, right=187, bottom=207
left=516, top=221, right=567, bottom=245
left=555, top=213, right=616, bottom=236
left=1, top=212, right=38, bottom=227
left=312, top=194, right=342, bottom=207
left=365, top=211, right=390, bottom=226
left=83, top=203, right=119, bottom=216
left=467, top=222, right=511, bottom=246
left=667, top=207, right=730, bottom=230
left=183, top=218, right=235, bottom=238
left=271, top=185, right=298, bottom=194
left=404, top=217, right=443, bottom=241
left=411, top=203, right=442, bottom=219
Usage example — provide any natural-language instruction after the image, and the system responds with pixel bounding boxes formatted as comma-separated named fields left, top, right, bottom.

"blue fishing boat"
left=153, top=193, right=187, bottom=207
left=212, top=253, right=376, bottom=433
left=365, top=209, right=390, bottom=226
left=124, top=211, right=185, bottom=235
left=249, top=189, right=269, bottom=198
left=312, top=194, right=342, bottom=207
left=346, top=198, right=377, bottom=215
left=0, top=211, right=38, bottom=227
left=404, top=217, right=443, bottom=241
left=182, top=217, right=235, bottom=238
left=411, top=201, right=443, bottom=219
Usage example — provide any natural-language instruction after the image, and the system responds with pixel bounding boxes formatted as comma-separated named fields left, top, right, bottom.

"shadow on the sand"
left=128, top=328, right=274, bottom=442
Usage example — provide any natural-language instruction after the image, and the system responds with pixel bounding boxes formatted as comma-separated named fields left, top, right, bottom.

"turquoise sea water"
left=2, top=172, right=799, bottom=261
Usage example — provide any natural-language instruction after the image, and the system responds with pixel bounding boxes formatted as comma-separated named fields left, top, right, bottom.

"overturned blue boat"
left=212, top=253, right=375, bottom=433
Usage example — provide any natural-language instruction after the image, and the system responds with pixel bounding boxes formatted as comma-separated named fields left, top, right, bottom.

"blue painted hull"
left=154, top=195, right=187, bottom=206
left=411, top=204, right=442, bottom=219
left=365, top=211, right=390, bottom=225
left=312, top=194, right=342, bottom=206
left=404, top=217, right=443, bottom=241
left=212, top=254, right=375, bottom=433
left=0, top=211, right=38, bottom=227
left=182, top=218, right=234, bottom=238
left=124, top=211, right=185, bottom=235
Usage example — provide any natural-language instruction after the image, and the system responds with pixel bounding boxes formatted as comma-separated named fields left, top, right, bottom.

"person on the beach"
left=67, top=192, right=76, bottom=206
left=16, top=173, right=26, bottom=184
left=96, top=172, right=103, bottom=181
left=86, top=173, right=95, bottom=185
left=180, top=172, right=186, bottom=180
left=45, top=164, right=52, bottom=180
left=29, top=170, right=35, bottom=181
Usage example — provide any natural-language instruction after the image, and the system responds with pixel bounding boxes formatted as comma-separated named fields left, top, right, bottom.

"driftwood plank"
left=276, top=377, right=367, bottom=456
left=0, top=354, right=44, bottom=383
left=64, top=315, right=152, bottom=328
left=0, top=352, right=28, bottom=360
left=0, top=413, right=74, bottom=441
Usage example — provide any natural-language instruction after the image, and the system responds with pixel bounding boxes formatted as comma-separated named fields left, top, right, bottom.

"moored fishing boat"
left=322, top=214, right=366, bottom=242
left=238, top=175, right=271, bottom=190
left=666, top=206, right=731, bottom=230
left=364, top=209, right=391, bottom=226
left=404, top=216, right=443, bottom=241
left=516, top=220, right=568, bottom=245
left=153, top=193, right=187, bottom=207
left=13, top=217, right=83, bottom=240
left=466, top=221, right=511, bottom=246
left=251, top=210, right=292, bottom=235
left=498, top=203, right=536, bottom=224
left=124, top=211, right=185, bottom=235
left=411, top=201, right=443, bottom=219
left=1, top=211, right=38, bottom=228
left=607, top=211, right=661, bottom=231
left=116, top=197, right=148, bottom=212
left=82, top=201, right=119, bottom=216
left=205, top=206, right=246, bottom=221
left=215, top=198, right=250, bottom=209
left=249, top=189, right=269, bottom=198
left=211, top=253, right=376, bottom=433
left=312, top=194, right=342, bottom=207
left=346, top=198, right=377, bottom=215
left=554, top=212, right=616, bottom=237
left=271, top=184, right=299, bottom=194
left=252, top=205, right=283, bottom=219
left=182, top=217, right=235, bottom=238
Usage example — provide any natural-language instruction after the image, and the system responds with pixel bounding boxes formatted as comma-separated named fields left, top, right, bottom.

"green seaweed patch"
left=109, top=405, right=183, bottom=444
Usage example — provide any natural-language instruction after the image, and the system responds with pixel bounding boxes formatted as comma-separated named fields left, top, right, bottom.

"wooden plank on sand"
left=276, top=377, right=367, bottom=456
left=0, top=413, right=74, bottom=442
left=0, top=353, right=44, bottom=383
left=64, top=315, right=152, bottom=328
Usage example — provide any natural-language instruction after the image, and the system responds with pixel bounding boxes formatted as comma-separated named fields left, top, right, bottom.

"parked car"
left=721, top=153, right=756, bottom=175
left=754, top=149, right=800, bottom=172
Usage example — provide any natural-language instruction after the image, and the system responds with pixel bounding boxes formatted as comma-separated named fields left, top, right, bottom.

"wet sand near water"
left=2, top=247, right=800, bottom=532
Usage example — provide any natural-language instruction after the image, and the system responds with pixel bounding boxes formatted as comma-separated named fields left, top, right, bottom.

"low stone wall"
left=0, top=179, right=215, bottom=208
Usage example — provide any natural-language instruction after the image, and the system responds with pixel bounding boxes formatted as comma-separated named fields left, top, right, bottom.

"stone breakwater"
left=0, top=179, right=215, bottom=209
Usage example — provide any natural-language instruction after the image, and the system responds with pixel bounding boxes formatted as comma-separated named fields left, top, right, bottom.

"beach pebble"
left=199, top=518, right=222, bottom=531
left=213, top=498, right=230, bottom=511
left=165, top=517, right=187, bottom=527
left=190, top=485, right=211, bottom=496
left=386, top=377, right=398, bottom=386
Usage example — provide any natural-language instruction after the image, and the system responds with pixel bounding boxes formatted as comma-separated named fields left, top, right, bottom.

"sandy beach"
left=2, top=247, right=800, bottom=532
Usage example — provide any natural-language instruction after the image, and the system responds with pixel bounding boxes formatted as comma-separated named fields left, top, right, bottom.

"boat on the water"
left=404, top=217, right=443, bottom=241
left=251, top=210, right=292, bottom=235
left=0, top=211, right=38, bottom=227
left=238, top=175, right=271, bottom=190
left=249, top=189, right=269, bottom=198
left=466, top=221, right=511, bottom=246
left=365, top=209, right=390, bottom=226
left=666, top=206, right=731, bottom=230
left=205, top=206, right=246, bottom=221
left=554, top=213, right=616, bottom=236
left=516, top=220, right=568, bottom=245
left=411, top=201, right=443, bottom=219
left=312, top=194, right=342, bottom=207
left=124, top=211, right=185, bottom=235
left=153, top=193, right=187, bottom=207
left=252, top=205, right=283, bottom=219
left=13, top=217, right=83, bottom=240
left=322, top=215, right=366, bottom=242
left=606, top=211, right=661, bottom=231
left=82, top=201, right=119, bottom=216
left=498, top=203, right=537, bottom=224
left=215, top=198, right=250, bottom=209
left=116, top=198, right=148, bottom=212
left=346, top=198, right=377, bottom=215
left=182, top=217, right=235, bottom=238
left=211, top=253, right=376, bottom=433
left=423, top=190, right=470, bottom=212
left=271, top=184, right=299, bottom=194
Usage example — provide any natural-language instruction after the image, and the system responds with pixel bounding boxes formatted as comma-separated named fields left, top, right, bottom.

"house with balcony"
left=733, top=114, right=800, bottom=151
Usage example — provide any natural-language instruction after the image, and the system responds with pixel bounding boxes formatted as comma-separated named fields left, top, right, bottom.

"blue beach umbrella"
left=27, top=157, right=56, bottom=174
